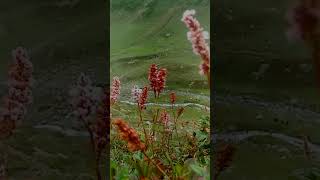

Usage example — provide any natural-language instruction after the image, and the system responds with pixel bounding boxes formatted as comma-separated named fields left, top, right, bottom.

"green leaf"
left=189, top=163, right=205, bottom=176
left=165, top=152, right=173, bottom=166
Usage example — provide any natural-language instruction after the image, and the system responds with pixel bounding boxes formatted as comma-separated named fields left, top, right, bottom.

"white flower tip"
left=113, top=76, right=120, bottom=81
left=182, top=9, right=196, bottom=21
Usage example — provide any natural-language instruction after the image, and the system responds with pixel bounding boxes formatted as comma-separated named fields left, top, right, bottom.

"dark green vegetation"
left=0, top=0, right=107, bottom=179
left=214, top=0, right=320, bottom=179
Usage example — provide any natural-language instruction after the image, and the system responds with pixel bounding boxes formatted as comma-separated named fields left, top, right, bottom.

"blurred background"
left=213, top=0, right=320, bottom=179
left=0, top=0, right=107, bottom=179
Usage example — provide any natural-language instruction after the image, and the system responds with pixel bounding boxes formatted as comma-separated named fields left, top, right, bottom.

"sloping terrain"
left=111, top=0, right=210, bottom=96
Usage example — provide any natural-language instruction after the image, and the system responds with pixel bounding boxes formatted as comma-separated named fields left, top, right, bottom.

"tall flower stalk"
left=148, top=64, right=167, bottom=98
left=182, top=9, right=211, bottom=86
left=69, top=73, right=104, bottom=180
left=136, top=86, right=149, bottom=148
left=0, top=47, right=33, bottom=180
left=0, top=47, right=33, bottom=138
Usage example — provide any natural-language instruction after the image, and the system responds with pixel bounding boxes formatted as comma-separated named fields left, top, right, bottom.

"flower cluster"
left=131, top=85, right=142, bottom=102
left=113, top=119, right=146, bottom=152
left=182, top=10, right=210, bottom=76
left=69, top=73, right=101, bottom=122
left=160, top=110, right=170, bottom=127
left=148, top=64, right=158, bottom=91
left=0, top=47, right=33, bottom=138
left=148, top=64, right=167, bottom=97
left=138, top=87, right=148, bottom=110
left=69, top=74, right=105, bottom=180
left=287, top=0, right=320, bottom=42
left=110, top=77, right=121, bottom=105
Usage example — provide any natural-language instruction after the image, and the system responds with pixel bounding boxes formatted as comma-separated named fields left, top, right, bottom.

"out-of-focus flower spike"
left=131, top=85, right=142, bottom=102
left=0, top=47, right=33, bottom=138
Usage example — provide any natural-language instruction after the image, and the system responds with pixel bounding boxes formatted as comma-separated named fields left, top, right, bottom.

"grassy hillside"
left=111, top=0, right=210, bottom=96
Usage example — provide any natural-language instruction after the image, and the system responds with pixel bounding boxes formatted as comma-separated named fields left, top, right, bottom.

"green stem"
left=173, top=115, right=180, bottom=147
left=142, top=152, right=167, bottom=178
left=138, top=108, right=148, bottom=147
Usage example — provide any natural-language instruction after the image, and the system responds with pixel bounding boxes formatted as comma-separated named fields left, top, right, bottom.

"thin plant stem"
left=142, top=151, right=167, bottom=178
left=173, top=114, right=181, bottom=147
left=138, top=108, right=148, bottom=147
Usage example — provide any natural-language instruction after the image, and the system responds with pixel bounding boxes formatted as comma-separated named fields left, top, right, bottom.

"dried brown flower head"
left=113, top=119, right=146, bottom=152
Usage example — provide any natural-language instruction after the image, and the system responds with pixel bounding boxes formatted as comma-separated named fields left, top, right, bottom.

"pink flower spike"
left=131, top=85, right=142, bottom=102
left=182, top=9, right=210, bottom=76
left=156, top=68, right=167, bottom=95
left=0, top=47, right=33, bottom=138
left=148, top=64, right=167, bottom=97
left=69, top=73, right=100, bottom=122
left=148, top=64, right=158, bottom=93
left=160, top=110, right=170, bottom=127
left=138, top=87, right=148, bottom=110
